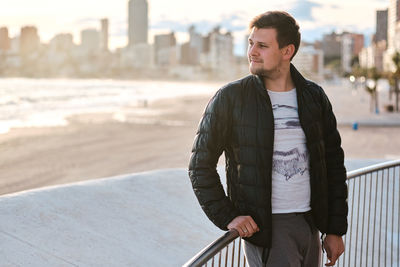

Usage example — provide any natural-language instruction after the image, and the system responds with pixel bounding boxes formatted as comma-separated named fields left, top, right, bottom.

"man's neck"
left=262, top=64, right=295, bottom=92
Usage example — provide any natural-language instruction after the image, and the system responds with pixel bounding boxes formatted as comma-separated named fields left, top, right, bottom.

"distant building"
left=384, top=0, right=400, bottom=71
left=9, top=37, right=20, bottom=55
left=341, top=33, right=353, bottom=74
left=374, top=40, right=387, bottom=72
left=180, top=42, right=198, bottom=65
left=388, top=0, right=400, bottom=50
left=20, top=26, right=40, bottom=55
left=181, top=25, right=203, bottom=65
left=100, top=18, right=109, bottom=52
left=50, top=33, right=74, bottom=52
left=180, top=26, right=205, bottom=65
left=0, top=27, right=10, bottom=51
left=321, top=30, right=364, bottom=73
left=351, top=33, right=364, bottom=56
left=322, top=31, right=342, bottom=62
left=120, top=43, right=154, bottom=68
left=154, top=32, right=176, bottom=66
left=202, top=27, right=235, bottom=78
left=376, top=9, right=388, bottom=44
left=128, top=0, right=148, bottom=46
left=360, top=40, right=387, bottom=72
left=359, top=46, right=375, bottom=69
left=292, top=42, right=324, bottom=81
left=80, top=29, right=100, bottom=53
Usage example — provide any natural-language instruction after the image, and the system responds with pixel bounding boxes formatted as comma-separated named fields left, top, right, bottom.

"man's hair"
left=249, top=11, right=301, bottom=60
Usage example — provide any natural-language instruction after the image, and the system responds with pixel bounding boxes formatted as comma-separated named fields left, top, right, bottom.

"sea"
left=0, top=78, right=221, bottom=134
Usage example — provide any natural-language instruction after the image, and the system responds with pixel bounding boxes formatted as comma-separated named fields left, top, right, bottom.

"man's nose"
left=248, top=45, right=258, bottom=56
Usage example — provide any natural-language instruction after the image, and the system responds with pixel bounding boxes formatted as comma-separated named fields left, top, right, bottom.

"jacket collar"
left=253, top=63, right=308, bottom=93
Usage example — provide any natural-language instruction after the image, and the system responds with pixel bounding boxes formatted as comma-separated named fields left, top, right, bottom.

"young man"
left=189, top=11, right=348, bottom=267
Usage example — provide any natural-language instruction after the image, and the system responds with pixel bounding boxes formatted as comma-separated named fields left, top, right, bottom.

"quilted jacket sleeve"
left=320, top=89, right=348, bottom=236
left=188, top=88, right=240, bottom=231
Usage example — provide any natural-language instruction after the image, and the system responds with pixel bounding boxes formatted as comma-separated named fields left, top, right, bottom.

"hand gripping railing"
left=183, top=159, right=400, bottom=267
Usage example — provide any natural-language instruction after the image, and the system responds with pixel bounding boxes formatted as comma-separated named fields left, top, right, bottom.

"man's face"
left=247, top=27, right=287, bottom=76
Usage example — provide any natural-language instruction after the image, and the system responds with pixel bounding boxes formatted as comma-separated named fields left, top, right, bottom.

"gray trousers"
left=242, top=212, right=321, bottom=267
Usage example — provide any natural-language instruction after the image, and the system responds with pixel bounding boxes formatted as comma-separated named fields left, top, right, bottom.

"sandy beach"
left=1, top=80, right=400, bottom=195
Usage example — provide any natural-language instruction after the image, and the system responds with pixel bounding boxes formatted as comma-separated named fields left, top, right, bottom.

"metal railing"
left=184, top=159, right=400, bottom=267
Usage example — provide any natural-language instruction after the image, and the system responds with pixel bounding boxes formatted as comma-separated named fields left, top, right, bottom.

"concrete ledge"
left=0, top=169, right=223, bottom=267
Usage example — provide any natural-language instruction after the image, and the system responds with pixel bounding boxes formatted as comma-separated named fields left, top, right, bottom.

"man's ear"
left=282, top=44, right=295, bottom=60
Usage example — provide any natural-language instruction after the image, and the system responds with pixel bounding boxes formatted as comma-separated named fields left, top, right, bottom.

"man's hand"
left=227, top=216, right=259, bottom=238
left=323, top=234, right=345, bottom=266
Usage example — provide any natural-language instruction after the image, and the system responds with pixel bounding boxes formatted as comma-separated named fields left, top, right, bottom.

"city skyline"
left=0, top=0, right=388, bottom=55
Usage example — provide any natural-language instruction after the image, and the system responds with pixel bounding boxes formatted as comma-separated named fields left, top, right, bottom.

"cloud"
left=151, top=14, right=247, bottom=36
left=289, top=0, right=322, bottom=21
left=151, top=20, right=191, bottom=32
left=74, top=18, right=101, bottom=24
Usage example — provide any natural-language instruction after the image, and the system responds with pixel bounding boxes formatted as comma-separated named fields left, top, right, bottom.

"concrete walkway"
left=0, top=160, right=386, bottom=266
left=322, top=79, right=400, bottom=127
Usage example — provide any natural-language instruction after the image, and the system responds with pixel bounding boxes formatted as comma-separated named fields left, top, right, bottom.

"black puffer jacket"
left=189, top=64, right=348, bottom=248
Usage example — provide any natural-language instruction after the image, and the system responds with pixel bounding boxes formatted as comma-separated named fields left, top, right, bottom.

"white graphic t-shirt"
left=267, top=88, right=311, bottom=214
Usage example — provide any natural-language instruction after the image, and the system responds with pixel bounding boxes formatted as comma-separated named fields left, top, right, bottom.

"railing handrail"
left=346, top=159, right=400, bottom=179
left=183, top=229, right=239, bottom=267
left=184, top=159, right=400, bottom=267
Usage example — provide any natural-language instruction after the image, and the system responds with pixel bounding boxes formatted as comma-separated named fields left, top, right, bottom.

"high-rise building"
left=20, top=26, right=40, bottom=55
left=387, top=0, right=400, bottom=50
left=154, top=32, right=176, bottom=66
left=292, top=42, right=324, bottom=81
left=383, top=0, right=400, bottom=71
left=376, top=9, right=388, bottom=44
left=100, top=18, right=109, bottom=51
left=201, top=27, right=235, bottom=78
left=0, top=27, right=10, bottom=51
left=128, top=0, right=148, bottom=46
left=81, top=29, right=100, bottom=53
left=49, top=33, right=74, bottom=52
left=351, top=33, right=364, bottom=56
left=180, top=26, right=203, bottom=65
left=322, top=32, right=342, bottom=62
left=341, top=33, right=353, bottom=74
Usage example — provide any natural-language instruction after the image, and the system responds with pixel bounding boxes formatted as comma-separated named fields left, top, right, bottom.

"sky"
left=0, top=0, right=389, bottom=55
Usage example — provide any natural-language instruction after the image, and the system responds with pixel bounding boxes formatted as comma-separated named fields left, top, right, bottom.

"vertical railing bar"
left=218, top=250, right=222, bottom=267
left=397, top=166, right=400, bottom=267
left=231, top=239, right=235, bottom=267
left=378, top=169, right=384, bottom=267
left=391, top=167, right=395, bottom=267
left=385, top=168, right=390, bottom=267
left=360, top=174, right=367, bottom=267
left=348, top=177, right=356, bottom=267
left=366, top=172, right=373, bottom=265
left=342, top=233, right=347, bottom=267
left=342, top=180, right=349, bottom=267
left=237, top=238, right=242, bottom=266
left=243, top=254, right=246, bottom=267
left=211, top=256, right=215, bottom=267
left=225, top=244, right=229, bottom=267
left=372, top=169, right=379, bottom=267
left=354, top=174, right=362, bottom=266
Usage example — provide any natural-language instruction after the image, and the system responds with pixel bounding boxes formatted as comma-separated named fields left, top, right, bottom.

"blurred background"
left=0, top=0, right=399, bottom=195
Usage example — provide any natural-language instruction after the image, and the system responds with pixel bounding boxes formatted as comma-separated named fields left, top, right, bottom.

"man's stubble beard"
left=251, top=67, right=267, bottom=77
left=249, top=65, right=278, bottom=79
